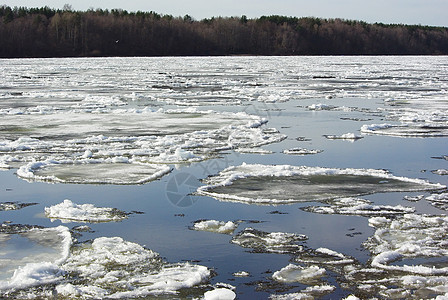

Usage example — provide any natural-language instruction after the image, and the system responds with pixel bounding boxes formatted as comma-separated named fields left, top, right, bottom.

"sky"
left=2, top=0, right=448, bottom=27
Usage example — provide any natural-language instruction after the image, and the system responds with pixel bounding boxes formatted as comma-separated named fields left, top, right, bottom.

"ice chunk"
left=60, top=236, right=210, bottom=298
left=45, top=199, right=128, bottom=223
left=323, top=133, right=363, bottom=141
left=361, top=123, right=448, bottom=137
left=302, top=197, right=415, bottom=217
left=192, top=220, right=238, bottom=234
left=0, top=202, right=37, bottom=211
left=233, top=271, right=250, bottom=277
left=231, top=227, right=307, bottom=254
left=272, top=264, right=326, bottom=283
left=365, top=213, right=448, bottom=275
left=0, top=226, right=71, bottom=289
left=426, top=192, right=448, bottom=211
left=198, top=164, right=444, bottom=205
left=282, top=147, right=323, bottom=155
left=432, top=169, right=448, bottom=175
left=204, top=288, right=236, bottom=300
left=269, top=285, right=335, bottom=299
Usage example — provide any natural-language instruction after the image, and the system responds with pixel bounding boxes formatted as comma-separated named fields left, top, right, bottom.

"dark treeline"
left=1, top=5, right=448, bottom=58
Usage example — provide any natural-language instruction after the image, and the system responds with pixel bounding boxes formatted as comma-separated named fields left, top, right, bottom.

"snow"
left=323, top=133, right=363, bottom=140
left=45, top=199, right=128, bottom=223
left=192, top=220, right=238, bottom=234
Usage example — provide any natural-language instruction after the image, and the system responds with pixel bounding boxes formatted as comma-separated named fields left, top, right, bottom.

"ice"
left=204, top=288, right=236, bottom=300
left=302, top=197, right=415, bottom=217
left=233, top=271, right=250, bottom=277
left=0, top=202, right=37, bottom=211
left=60, top=236, right=210, bottom=298
left=17, top=160, right=172, bottom=185
left=365, top=214, right=448, bottom=275
left=426, top=192, right=448, bottom=211
left=432, top=169, right=448, bottom=175
left=231, top=227, right=307, bottom=254
left=282, top=147, right=323, bottom=155
left=361, top=122, right=448, bottom=137
left=198, top=163, right=444, bottom=205
left=0, top=226, right=71, bottom=288
left=269, top=285, right=335, bottom=300
left=1, top=232, right=211, bottom=298
left=1, top=109, right=284, bottom=184
left=45, top=199, right=128, bottom=223
left=192, top=220, right=238, bottom=234
left=323, top=133, right=364, bottom=141
left=272, top=264, right=326, bottom=283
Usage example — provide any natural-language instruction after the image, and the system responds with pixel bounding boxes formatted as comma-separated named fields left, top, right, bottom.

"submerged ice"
left=198, top=163, right=444, bottom=205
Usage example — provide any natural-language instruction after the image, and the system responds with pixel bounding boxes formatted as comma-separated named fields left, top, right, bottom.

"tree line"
left=1, top=5, right=447, bottom=57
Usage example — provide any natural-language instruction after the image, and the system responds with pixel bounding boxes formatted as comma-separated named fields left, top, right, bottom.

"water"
left=0, top=56, right=447, bottom=299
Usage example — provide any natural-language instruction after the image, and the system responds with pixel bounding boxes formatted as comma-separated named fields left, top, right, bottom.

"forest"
left=1, top=5, right=448, bottom=57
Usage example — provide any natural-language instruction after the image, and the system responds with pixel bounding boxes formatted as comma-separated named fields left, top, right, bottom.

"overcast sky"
left=2, top=0, right=447, bottom=27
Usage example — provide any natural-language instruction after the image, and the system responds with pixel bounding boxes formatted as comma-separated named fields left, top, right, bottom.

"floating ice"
left=45, top=199, right=128, bottom=223
left=307, top=103, right=337, bottom=111
left=365, top=214, right=448, bottom=275
left=426, top=192, right=448, bottom=211
left=17, top=159, right=172, bottom=185
left=302, top=197, right=415, bottom=217
left=204, top=288, right=236, bottom=300
left=0, top=226, right=71, bottom=289
left=323, top=133, right=363, bottom=141
left=269, top=285, right=336, bottom=300
left=198, top=163, right=444, bottom=205
left=282, top=148, right=323, bottom=155
left=272, top=264, right=326, bottom=284
left=0, top=202, right=37, bottom=211
left=432, top=169, right=448, bottom=175
left=0, top=232, right=211, bottom=298
left=361, top=121, right=448, bottom=137
left=192, top=220, right=238, bottom=234
left=231, top=227, right=307, bottom=254
left=233, top=271, right=250, bottom=277
left=1, top=109, right=285, bottom=184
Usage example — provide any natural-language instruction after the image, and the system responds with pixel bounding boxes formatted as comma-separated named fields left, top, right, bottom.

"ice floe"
left=269, top=285, right=336, bottom=300
left=365, top=213, right=448, bottom=275
left=272, top=264, right=326, bottom=284
left=192, top=219, right=238, bottom=234
left=302, top=197, right=415, bottom=217
left=0, top=108, right=285, bottom=184
left=204, top=288, right=236, bottom=300
left=361, top=122, right=448, bottom=137
left=0, top=230, right=211, bottom=299
left=425, top=192, right=448, bottom=211
left=323, top=133, right=364, bottom=141
left=198, top=163, right=444, bottom=205
left=0, top=202, right=37, bottom=211
left=231, top=227, right=307, bottom=254
left=45, top=199, right=128, bottom=223
left=282, top=147, right=323, bottom=155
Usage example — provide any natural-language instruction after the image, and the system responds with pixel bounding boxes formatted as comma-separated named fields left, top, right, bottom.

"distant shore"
left=1, top=6, right=447, bottom=58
